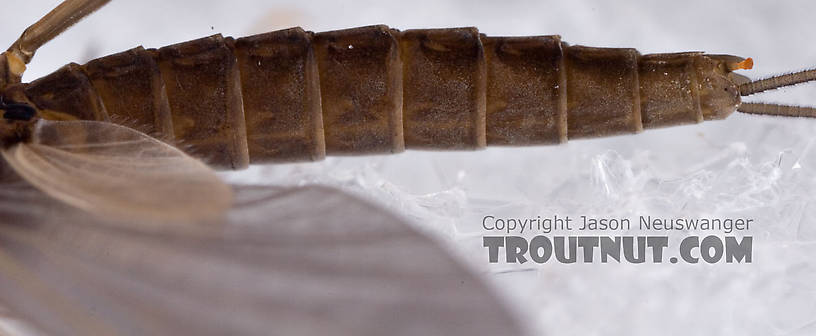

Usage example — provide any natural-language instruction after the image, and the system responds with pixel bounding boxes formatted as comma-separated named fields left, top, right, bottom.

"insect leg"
left=7, top=0, right=111, bottom=64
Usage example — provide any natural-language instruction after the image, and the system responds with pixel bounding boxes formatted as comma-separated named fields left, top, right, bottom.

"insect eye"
left=1, top=101, right=37, bottom=121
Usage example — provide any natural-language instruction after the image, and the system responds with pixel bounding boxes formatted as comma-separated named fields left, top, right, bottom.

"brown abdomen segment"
left=25, top=63, right=108, bottom=121
left=564, top=46, right=643, bottom=138
left=638, top=53, right=703, bottom=128
left=400, top=28, right=487, bottom=149
left=24, top=25, right=714, bottom=169
left=313, top=25, right=404, bottom=155
left=155, top=34, right=249, bottom=169
left=83, top=46, right=175, bottom=141
left=481, top=35, right=567, bottom=145
left=233, top=27, right=325, bottom=163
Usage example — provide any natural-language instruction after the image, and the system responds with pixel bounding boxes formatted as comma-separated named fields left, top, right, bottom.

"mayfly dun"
left=0, top=0, right=814, bottom=220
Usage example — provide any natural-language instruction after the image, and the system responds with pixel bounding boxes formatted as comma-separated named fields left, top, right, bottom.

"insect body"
left=0, top=0, right=814, bottom=219
left=3, top=26, right=756, bottom=169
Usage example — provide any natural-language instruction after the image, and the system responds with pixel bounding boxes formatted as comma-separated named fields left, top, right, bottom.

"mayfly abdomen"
left=155, top=35, right=249, bottom=169
left=83, top=46, right=175, bottom=142
left=637, top=53, right=704, bottom=127
left=482, top=35, right=567, bottom=145
left=233, top=27, right=325, bottom=163
left=565, top=46, right=643, bottom=137
left=401, top=27, right=487, bottom=149
left=18, top=25, right=746, bottom=170
left=24, top=63, right=108, bottom=121
left=312, top=25, right=404, bottom=155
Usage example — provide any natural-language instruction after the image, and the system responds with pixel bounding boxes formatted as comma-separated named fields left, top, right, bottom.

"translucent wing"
left=0, top=183, right=527, bottom=336
left=0, top=120, right=231, bottom=222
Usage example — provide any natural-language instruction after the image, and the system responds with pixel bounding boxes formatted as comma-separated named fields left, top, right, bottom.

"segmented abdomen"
left=22, top=25, right=721, bottom=169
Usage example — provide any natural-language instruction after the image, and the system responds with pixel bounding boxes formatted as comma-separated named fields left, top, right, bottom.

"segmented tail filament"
left=738, top=68, right=816, bottom=118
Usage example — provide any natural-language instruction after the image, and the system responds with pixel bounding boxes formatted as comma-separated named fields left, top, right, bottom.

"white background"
left=2, top=1, right=816, bottom=335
